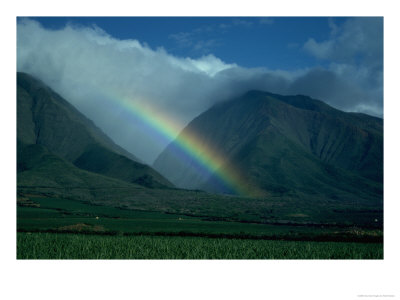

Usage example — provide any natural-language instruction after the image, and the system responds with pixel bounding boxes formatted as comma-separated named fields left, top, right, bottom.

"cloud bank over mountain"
left=17, top=18, right=383, bottom=163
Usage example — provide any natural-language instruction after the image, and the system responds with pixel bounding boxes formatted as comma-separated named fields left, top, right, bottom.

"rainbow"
left=102, top=92, right=257, bottom=197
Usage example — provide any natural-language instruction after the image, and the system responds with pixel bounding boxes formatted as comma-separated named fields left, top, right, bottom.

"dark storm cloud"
left=304, top=18, right=383, bottom=67
left=302, top=17, right=383, bottom=115
left=17, top=18, right=383, bottom=163
left=287, top=68, right=382, bottom=115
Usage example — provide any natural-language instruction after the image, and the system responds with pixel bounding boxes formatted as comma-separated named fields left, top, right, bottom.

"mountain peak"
left=154, top=90, right=383, bottom=203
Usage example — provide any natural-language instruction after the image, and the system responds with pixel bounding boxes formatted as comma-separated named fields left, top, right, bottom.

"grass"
left=17, top=232, right=383, bottom=259
left=16, top=196, right=383, bottom=259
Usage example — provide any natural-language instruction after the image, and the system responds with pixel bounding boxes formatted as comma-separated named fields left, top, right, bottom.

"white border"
left=2, top=1, right=399, bottom=299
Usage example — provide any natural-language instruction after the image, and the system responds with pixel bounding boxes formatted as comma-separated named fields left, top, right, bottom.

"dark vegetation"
left=17, top=233, right=383, bottom=259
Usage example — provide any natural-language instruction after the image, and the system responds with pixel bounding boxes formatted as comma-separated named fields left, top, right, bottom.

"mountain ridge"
left=17, top=72, right=173, bottom=189
left=154, top=90, right=383, bottom=204
left=17, top=72, right=141, bottom=162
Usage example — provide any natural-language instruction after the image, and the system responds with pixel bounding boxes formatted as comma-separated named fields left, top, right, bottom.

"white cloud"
left=259, top=18, right=274, bottom=25
left=184, top=55, right=237, bottom=76
left=303, top=38, right=334, bottom=60
left=17, top=18, right=383, bottom=164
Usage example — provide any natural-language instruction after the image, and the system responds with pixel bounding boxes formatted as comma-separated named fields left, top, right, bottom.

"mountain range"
left=17, top=72, right=383, bottom=226
left=154, top=90, right=383, bottom=206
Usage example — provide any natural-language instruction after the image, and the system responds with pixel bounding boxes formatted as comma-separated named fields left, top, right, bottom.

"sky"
left=17, top=17, right=383, bottom=164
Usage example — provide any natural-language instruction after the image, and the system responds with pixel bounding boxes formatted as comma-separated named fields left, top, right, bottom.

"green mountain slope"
left=154, top=90, right=383, bottom=206
left=18, top=141, right=143, bottom=192
left=17, top=141, right=173, bottom=207
left=17, top=72, right=172, bottom=189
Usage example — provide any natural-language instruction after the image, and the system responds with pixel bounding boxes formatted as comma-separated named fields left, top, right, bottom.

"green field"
left=17, top=232, right=383, bottom=259
left=17, top=196, right=383, bottom=241
left=17, top=196, right=383, bottom=259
